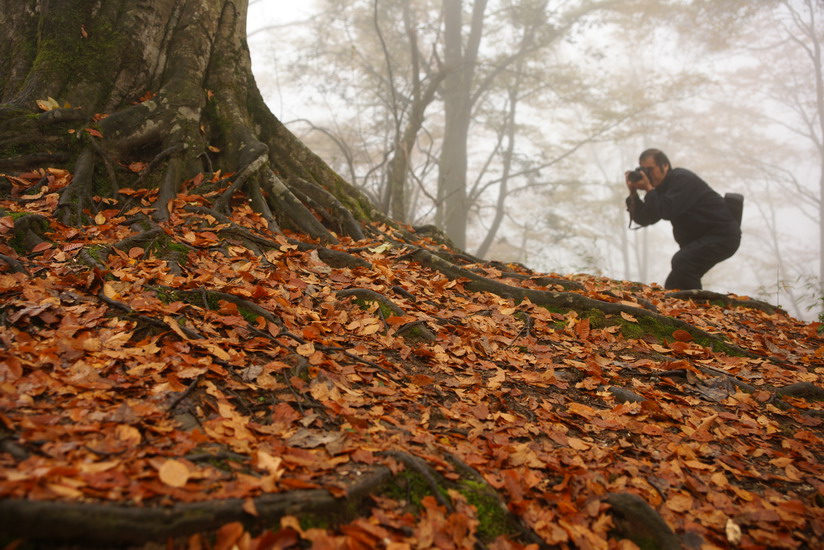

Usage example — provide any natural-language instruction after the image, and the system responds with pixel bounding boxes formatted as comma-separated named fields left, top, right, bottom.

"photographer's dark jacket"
left=626, top=167, right=740, bottom=247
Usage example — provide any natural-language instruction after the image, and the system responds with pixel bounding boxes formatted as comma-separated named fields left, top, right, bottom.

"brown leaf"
left=242, top=498, right=258, bottom=517
left=672, top=329, right=693, bottom=342
left=158, top=459, right=190, bottom=488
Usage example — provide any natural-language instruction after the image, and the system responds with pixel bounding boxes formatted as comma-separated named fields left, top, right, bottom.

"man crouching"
left=625, top=148, right=741, bottom=290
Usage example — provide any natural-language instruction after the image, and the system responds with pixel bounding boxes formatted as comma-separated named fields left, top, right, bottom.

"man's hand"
left=625, top=171, right=653, bottom=192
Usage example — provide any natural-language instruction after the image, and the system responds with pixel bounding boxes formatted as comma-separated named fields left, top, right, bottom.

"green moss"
left=350, top=296, right=394, bottom=320
left=457, top=480, right=516, bottom=541
left=584, top=308, right=608, bottom=328
left=380, top=470, right=443, bottom=509
left=377, top=471, right=522, bottom=544
left=31, top=7, right=125, bottom=102
left=154, top=287, right=186, bottom=305
left=85, top=244, right=109, bottom=262
left=615, top=312, right=742, bottom=355
left=165, top=242, right=191, bottom=267
left=8, top=234, right=27, bottom=255
left=238, top=307, right=261, bottom=324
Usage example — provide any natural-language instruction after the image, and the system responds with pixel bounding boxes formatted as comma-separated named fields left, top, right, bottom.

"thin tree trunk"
left=437, top=0, right=486, bottom=250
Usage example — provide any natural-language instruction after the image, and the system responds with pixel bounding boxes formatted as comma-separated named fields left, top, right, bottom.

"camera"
left=627, top=168, right=645, bottom=182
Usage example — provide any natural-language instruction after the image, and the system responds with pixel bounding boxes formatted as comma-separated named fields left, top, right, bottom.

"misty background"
left=247, top=0, right=823, bottom=321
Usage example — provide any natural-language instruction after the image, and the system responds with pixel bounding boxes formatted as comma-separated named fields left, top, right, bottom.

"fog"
left=248, top=1, right=822, bottom=321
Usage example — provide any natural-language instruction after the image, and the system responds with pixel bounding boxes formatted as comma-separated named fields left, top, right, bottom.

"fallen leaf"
left=158, top=459, right=190, bottom=488
left=672, top=329, right=693, bottom=342
left=666, top=492, right=693, bottom=513
left=36, top=97, right=61, bottom=111
left=242, top=498, right=258, bottom=517
left=726, top=519, right=742, bottom=545
left=620, top=311, right=638, bottom=323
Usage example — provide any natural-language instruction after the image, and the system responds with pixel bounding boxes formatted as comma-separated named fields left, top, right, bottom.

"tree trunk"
left=383, top=0, right=444, bottom=223
left=0, top=0, right=377, bottom=236
left=437, top=0, right=486, bottom=250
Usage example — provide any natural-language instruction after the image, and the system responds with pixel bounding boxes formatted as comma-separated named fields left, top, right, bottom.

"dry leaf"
left=725, top=519, right=742, bottom=545
left=672, top=329, right=693, bottom=342
left=620, top=311, right=638, bottom=323
left=158, top=459, right=190, bottom=488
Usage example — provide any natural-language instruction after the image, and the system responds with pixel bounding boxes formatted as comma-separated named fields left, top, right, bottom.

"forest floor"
left=1, top=168, right=823, bottom=549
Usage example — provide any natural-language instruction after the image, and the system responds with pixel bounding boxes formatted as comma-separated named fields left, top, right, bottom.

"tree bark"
left=0, top=0, right=378, bottom=234
left=437, top=0, right=486, bottom=250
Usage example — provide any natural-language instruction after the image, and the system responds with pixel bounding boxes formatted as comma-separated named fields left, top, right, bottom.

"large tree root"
left=7, top=213, right=49, bottom=254
left=405, top=246, right=755, bottom=356
left=604, top=493, right=682, bottom=550
left=98, top=292, right=203, bottom=340
left=0, top=466, right=392, bottom=547
left=287, top=176, right=365, bottom=240
left=0, top=253, right=29, bottom=274
left=181, top=205, right=369, bottom=268
left=667, top=289, right=781, bottom=314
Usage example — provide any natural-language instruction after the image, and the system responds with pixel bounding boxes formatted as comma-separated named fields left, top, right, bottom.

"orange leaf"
left=620, top=311, right=638, bottom=323
left=158, top=459, right=190, bottom=488
left=214, top=522, right=244, bottom=550
left=0, top=355, right=23, bottom=381
left=242, top=498, right=258, bottom=517
left=666, top=492, right=693, bottom=513
left=672, top=329, right=693, bottom=342
left=296, top=342, right=316, bottom=357
left=575, top=318, right=590, bottom=339
left=164, top=316, right=191, bottom=341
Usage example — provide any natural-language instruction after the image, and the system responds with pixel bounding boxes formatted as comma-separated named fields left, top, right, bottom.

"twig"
left=168, top=374, right=204, bottom=412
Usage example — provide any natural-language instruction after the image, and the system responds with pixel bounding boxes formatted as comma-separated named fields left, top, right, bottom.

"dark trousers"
left=665, top=233, right=741, bottom=290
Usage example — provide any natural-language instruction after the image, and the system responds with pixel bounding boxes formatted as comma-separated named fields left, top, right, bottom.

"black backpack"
left=724, top=193, right=744, bottom=226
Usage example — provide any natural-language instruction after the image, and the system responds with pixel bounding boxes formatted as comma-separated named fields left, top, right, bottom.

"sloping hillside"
left=1, top=168, right=822, bottom=549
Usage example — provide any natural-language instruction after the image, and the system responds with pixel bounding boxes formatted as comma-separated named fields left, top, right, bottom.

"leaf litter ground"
left=0, top=169, right=823, bottom=549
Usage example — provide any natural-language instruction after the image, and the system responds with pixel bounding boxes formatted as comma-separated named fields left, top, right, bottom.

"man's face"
left=639, top=157, right=668, bottom=188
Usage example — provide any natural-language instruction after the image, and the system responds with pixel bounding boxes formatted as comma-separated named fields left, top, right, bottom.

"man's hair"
left=639, top=148, right=671, bottom=169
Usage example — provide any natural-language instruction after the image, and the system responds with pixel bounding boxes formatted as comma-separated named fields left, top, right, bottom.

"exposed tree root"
left=405, top=246, right=754, bottom=356
left=667, top=288, right=781, bottom=314
left=608, top=386, right=647, bottom=404
left=56, top=147, right=97, bottom=226
left=287, top=176, right=365, bottom=240
left=261, top=171, right=337, bottom=243
left=336, top=288, right=438, bottom=342
left=0, top=253, right=29, bottom=274
left=0, top=467, right=392, bottom=547
left=183, top=205, right=369, bottom=268
left=0, top=433, right=29, bottom=462
left=176, top=288, right=281, bottom=327
left=383, top=450, right=455, bottom=512
left=8, top=213, right=49, bottom=253
left=107, top=227, right=166, bottom=255
left=336, top=288, right=407, bottom=317
left=443, top=452, right=550, bottom=549
left=604, top=493, right=682, bottom=550
left=98, top=292, right=203, bottom=340
left=134, top=145, right=186, bottom=190
left=776, top=381, right=824, bottom=400
left=0, top=152, right=70, bottom=171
